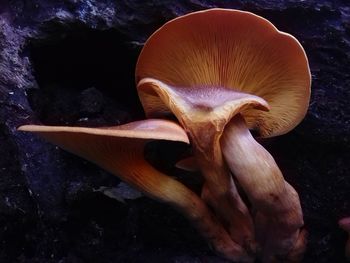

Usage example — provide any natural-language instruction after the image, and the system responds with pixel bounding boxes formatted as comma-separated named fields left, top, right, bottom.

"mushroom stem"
left=108, top=140, right=252, bottom=262
left=221, top=114, right=305, bottom=261
left=188, top=124, right=255, bottom=253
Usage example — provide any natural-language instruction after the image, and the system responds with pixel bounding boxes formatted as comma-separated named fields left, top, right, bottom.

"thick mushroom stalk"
left=138, top=78, right=270, bottom=253
left=339, top=217, right=350, bottom=260
left=18, top=120, right=250, bottom=262
left=221, top=114, right=305, bottom=261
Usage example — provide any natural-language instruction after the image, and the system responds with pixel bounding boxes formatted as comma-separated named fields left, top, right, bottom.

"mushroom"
left=137, top=78, right=265, bottom=253
left=136, top=8, right=311, bottom=261
left=18, top=119, right=250, bottom=262
left=339, top=217, right=350, bottom=259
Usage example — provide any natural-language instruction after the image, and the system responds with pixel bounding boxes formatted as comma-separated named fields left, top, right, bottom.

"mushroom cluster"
left=19, top=8, right=311, bottom=262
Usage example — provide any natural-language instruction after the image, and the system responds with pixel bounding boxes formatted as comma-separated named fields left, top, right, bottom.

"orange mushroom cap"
left=18, top=119, right=190, bottom=143
left=18, top=120, right=252, bottom=261
left=136, top=8, right=311, bottom=137
left=17, top=120, right=190, bottom=199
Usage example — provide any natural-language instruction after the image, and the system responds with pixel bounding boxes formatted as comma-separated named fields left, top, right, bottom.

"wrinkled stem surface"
left=221, top=115, right=305, bottom=261
left=189, top=124, right=255, bottom=255
left=107, top=140, right=252, bottom=262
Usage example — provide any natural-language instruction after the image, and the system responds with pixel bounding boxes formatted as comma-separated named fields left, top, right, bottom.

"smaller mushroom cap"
left=18, top=121, right=250, bottom=261
left=136, top=8, right=311, bottom=137
left=18, top=119, right=189, bottom=143
left=17, top=119, right=189, bottom=183
left=137, top=77, right=270, bottom=131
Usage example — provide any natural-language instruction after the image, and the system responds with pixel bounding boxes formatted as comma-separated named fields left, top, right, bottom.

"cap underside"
left=136, top=9, right=311, bottom=137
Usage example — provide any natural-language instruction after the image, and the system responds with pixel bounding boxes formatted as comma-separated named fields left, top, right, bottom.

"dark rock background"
left=0, top=0, right=349, bottom=262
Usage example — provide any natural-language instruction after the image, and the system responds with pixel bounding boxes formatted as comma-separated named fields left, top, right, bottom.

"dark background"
left=0, top=0, right=349, bottom=262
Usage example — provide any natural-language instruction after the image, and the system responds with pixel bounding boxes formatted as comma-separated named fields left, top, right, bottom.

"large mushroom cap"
left=136, top=8, right=311, bottom=137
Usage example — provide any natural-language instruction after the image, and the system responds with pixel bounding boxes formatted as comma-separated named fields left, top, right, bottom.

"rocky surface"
left=0, top=0, right=349, bottom=262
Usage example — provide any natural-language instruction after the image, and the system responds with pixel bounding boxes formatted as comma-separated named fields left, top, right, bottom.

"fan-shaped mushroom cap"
left=136, top=8, right=311, bottom=137
left=18, top=120, right=252, bottom=261
left=17, top=119, right=190, bottom=200
left=18, top=119, right=190, bottom=143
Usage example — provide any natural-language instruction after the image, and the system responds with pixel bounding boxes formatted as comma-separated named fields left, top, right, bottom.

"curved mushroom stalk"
left=18, top=120, right=252, bottom=262
left=339, top=217, right=350, bottom=260
left=221, top=114, right=305, bottom=261
left=138, top=78, right=270, bottom=252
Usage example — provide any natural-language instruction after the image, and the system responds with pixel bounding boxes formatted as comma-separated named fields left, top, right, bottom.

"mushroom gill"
left=136, top=8, right=311, bottom=261
left=18, top=120, right=250, bottom=262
